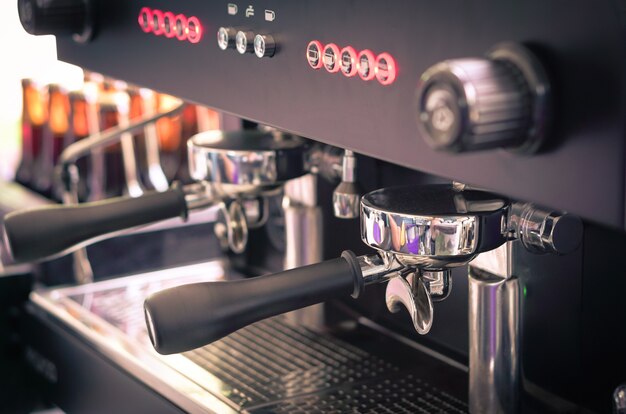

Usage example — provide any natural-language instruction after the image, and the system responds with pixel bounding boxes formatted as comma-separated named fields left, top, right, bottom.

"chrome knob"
left=217, top=27, right=236, bottom=50
left=235, top=30, right=255, bottom=54
left=416, top=43, right=550, bottom=153
left=254, top=34, right=276, bottom=58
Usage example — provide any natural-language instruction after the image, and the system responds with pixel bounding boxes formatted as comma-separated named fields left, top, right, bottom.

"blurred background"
left=0, top=1, right=83, bottom=181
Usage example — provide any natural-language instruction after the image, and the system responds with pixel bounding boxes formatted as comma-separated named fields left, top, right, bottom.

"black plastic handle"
left=144, top=251, right=363, bottom=355
left=3, top=186, right=187, bottom=263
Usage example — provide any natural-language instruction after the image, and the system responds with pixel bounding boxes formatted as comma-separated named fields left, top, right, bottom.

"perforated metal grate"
left=65, top=273, right=467, bottom=413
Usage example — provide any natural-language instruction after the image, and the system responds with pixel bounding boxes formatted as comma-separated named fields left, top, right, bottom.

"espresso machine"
left=4, top=0, right=626, bottom=413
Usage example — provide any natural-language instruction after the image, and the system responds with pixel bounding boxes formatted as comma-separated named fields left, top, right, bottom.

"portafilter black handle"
left=144, top=251, right=363, bottom=355
left=3, top=185, right=188, bottom=263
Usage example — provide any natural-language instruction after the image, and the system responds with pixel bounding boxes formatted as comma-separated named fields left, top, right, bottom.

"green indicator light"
left=523, top=286, right=528, bottom=297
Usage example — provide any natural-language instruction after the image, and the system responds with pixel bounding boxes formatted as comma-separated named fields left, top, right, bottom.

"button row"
left=217, top=27, right=276, bottom=58
left=306, top=41, right=397, bottom=85
left=138, top=7, right=202, bottom=44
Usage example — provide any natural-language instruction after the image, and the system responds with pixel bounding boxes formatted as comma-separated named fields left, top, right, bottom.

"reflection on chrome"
left=33, top=260, right=239, bottom=414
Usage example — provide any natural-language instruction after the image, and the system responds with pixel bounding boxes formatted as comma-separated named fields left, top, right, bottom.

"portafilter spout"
left=2, top=130, right=308, bottom=264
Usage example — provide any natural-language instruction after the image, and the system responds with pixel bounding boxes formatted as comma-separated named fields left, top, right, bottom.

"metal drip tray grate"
left=36, top=262, right=468, bottom=413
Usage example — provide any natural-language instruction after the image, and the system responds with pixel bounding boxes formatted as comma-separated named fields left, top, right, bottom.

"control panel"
left=39, top=0, right=626, bottom=228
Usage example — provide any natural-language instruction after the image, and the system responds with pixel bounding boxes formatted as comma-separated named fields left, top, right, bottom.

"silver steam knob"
left=416, top=43, right=550, bottom=154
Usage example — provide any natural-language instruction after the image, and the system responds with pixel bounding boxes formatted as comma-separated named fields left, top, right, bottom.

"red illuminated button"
left=306, top=40, right=323, bottom=69
left=357, top=50, right=376, bottom=81
left=186, top=16, right=202, bottom=43
left=375, top=53, right=397, bottom=85
left=340, top=46, right=358, bottom=77
left=151, top=9, right=164, bottom=35
left=323, top=43, right=341, bottom=73
left=138, top=7, right=152, bottom=33
left=174, top=14, right=187, bottom=41
left=162, top=12, right=176, bottom=38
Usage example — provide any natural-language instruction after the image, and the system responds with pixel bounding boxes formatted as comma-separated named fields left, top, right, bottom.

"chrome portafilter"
left=144, top=183, right=582, bottom=354
left=2, top=130, right=308, bottom=263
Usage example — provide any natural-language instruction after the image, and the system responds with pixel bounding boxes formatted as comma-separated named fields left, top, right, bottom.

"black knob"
left=417, top=43, right=550, bottom=153
left=18, top=0, right=91, bottom=39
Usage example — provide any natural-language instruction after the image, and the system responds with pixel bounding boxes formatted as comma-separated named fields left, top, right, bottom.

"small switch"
left=307, top=40, right=323, bottom=69
left=323, top=43, right=341, bottom=73
left=235, top=30, right=255, bottom=54
left=217, top=27, right=236, bottom=50
left=357, top=50, right=376, bottom=81
left=375, top=53, right=397, bottom=85
left=340, top=46, right=358, bottom=77
left=254, top=34, right=276, bottom=58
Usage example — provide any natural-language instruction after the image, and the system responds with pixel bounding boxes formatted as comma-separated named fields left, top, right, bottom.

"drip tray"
left=29, top=260, right=468, bottom=413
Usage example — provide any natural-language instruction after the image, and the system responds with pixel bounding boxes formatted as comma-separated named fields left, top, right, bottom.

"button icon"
left=375, top=53, right=397, bottom=85
left=357, top=49, right=376, bottom=81
left=245, top=5, right=254, bottom=17
left=323, top=43, right=340, bottom=73
left=340, top=46, right=358, bottom=77
left=306, top=40, right=323, bottom=69
left=264, top=10, right=276, bottom=21
left=228, top=3, right=238, bottom=15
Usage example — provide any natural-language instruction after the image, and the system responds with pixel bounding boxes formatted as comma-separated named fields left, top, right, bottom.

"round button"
left=162, top=12, right=176, bottom=38
left=323, top=43, right=341, bottom=73
left=186, top=16, right=202, bottom=43
left=151, top=10, right=164, bottom=35
left=254, top=34, right=276, bottom=58
left=340, top=46, right=358, bottom=77
left=357, top=50, right=376, bottom=81
left=236, top=30, right=255, bottom=54
left=375, top=53, right=397, bottom=85
left=138, top=7, right=152, bottom=33
left=217, top=27, right=236, bottom=50
left=306, top=40, right=323, bottom=69
left=174, top=14, right=187, bottom=41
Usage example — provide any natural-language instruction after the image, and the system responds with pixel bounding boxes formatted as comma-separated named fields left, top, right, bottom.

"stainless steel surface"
left=333, top=150, right=361, bottom=219
left=188, top=130, right=307, bottom=194
left=139, top=89, right=169, bottom=192
left=58, top=101, right=185, bottom=167
left=416, top=43, right=550, bottom=153
left=422, top=270, right=452, bottom=302
left=115, top=89, right=145, bottom=198
left=468, top=263, right=520, bottom=414
left=360, top=185, right=508, bottom=269
left=32, top=263, right=467, bottom=413
left=283, top=174, right=325, bottom=329
left=386, top=272, right=434, bottom=335
left=31, top=261, right=237, bottom=414
left=615, top=384, right=626, bottom=414
left=357, top=252, right=404, bottom=286
left=507, top=202, right=583, bottom=255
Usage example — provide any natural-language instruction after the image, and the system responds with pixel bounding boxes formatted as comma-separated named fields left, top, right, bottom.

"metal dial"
left=416, top=43, right=550, bottom=153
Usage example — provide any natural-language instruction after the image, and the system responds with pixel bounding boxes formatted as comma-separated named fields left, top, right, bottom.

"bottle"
left=15, top=79, right=47, bottom=188
left=68, top=90, right=91, bottom=201
left=32, top=84, right=70, bottom=199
